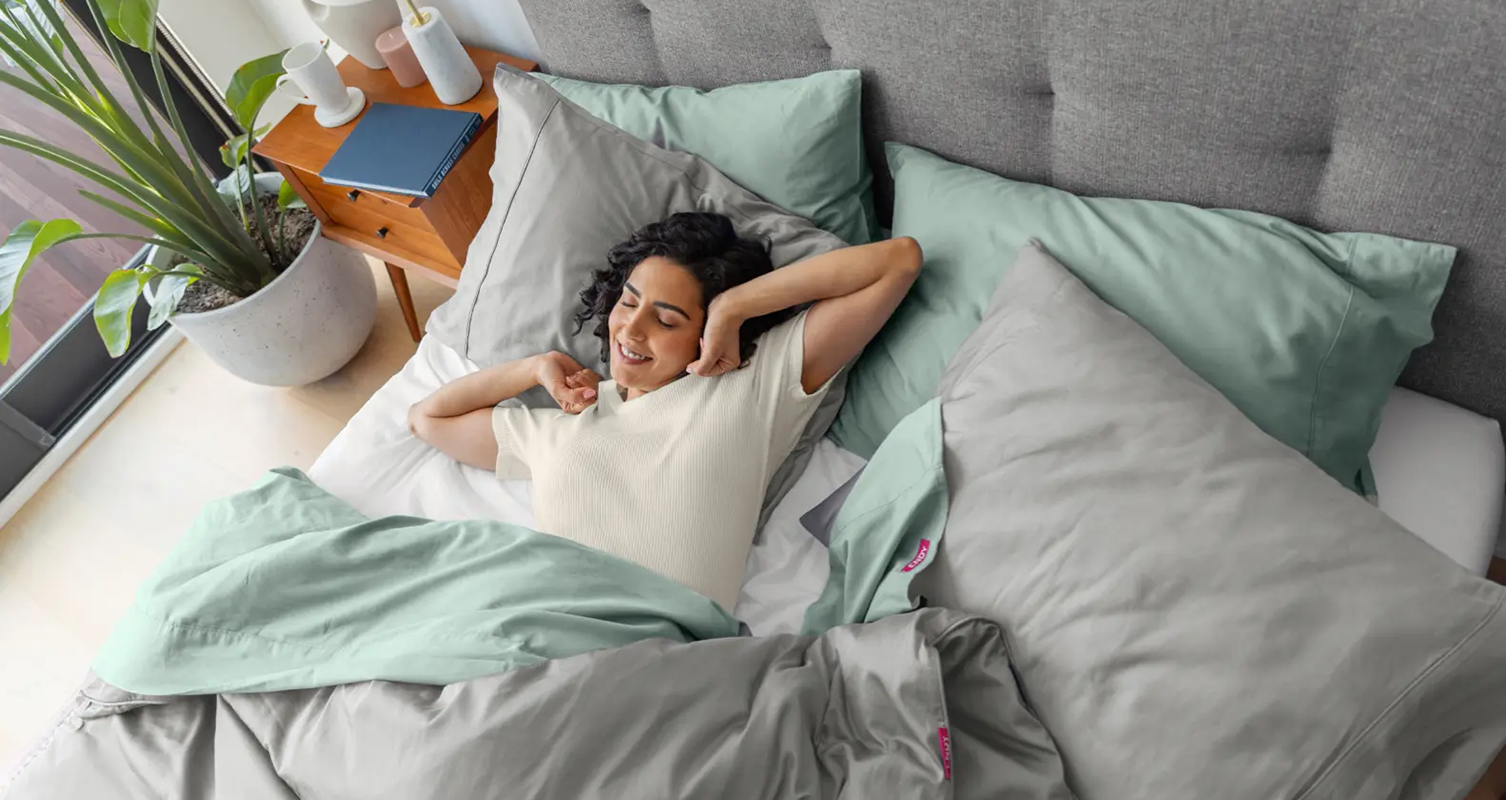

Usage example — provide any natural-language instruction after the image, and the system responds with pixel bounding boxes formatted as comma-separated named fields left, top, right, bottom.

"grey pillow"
left=914, top=241, right=1506, bottom=799
left=426, top=65, right=848, bottom=520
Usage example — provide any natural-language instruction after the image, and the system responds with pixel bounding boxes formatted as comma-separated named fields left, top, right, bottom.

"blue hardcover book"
left=319, top=103, right=482, bottom=198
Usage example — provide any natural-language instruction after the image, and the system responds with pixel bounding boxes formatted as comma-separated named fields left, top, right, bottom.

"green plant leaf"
left=146, top=268, right=196, bottom=329
left=95, top=0, right=159, bottom=52
left=221, top=126, right=269, bottom=167
left=0, top=219, right=81, bottom=316
left=221, top=132, right=252, bottom=168
left=216, top=163, right=255, bottom=199
left=276, top=179, right=305, bottom=210
left=0, top=218, right=83, bottom=364
left=76, top=189, right=206, bottom=256
left=94, top=267, right=144, bottom=356
left=0, top=125, right=265, bottom=283
left=224, top=51, right=287, bottom=130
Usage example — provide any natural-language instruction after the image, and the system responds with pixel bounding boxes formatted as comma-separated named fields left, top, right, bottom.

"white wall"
left=431, top=0, right=541, bottom=64
left=158, top=0, right=306, bottom=127
left=158, top=0, right=282, bottom=91
left=163, top=0, right=542, bottom=132
left=230, top=0, right=540, bottom=64
left=242, top=0, right=330, bottom=54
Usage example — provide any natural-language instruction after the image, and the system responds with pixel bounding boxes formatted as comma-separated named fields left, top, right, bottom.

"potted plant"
left=0, top=0, right=375, bottom=386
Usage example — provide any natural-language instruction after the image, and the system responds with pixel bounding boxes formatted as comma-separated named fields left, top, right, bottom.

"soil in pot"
left=177, top=281, right=241, bottom=314
left=177, top=196, right=318, bottom=314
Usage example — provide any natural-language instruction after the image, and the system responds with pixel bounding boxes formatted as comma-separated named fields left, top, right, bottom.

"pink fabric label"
left=901, top=539, right=932, bottom=572
left=937, top=725, right=952, bottom=780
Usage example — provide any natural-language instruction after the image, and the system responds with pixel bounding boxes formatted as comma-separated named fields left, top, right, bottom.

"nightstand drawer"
left=302, top=181, right=456, bottom=266
left=297, top=170, right=434, bottom=234
left=317, top=198, right=453, bottom=266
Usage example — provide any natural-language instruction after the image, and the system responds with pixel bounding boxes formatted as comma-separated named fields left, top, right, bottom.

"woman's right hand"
left=534, top=352, right=598, bottom=414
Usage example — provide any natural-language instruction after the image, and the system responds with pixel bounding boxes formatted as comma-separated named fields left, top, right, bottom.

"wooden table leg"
left=385, top=262, right=422, bottom=342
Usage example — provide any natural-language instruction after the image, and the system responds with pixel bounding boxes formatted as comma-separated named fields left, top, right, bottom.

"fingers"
left=558, top=388, right=595, bottom=407
left=552, top=372, right=595, bottom=396
left=691, top=333, right=742, bottom=377
left=565, top=369, right=599, bottom=394
left=546, top=375, right=596, bottom=413
left=688, top=340, right=723, bottom=377
left=687, top=358, right=734, bottom=377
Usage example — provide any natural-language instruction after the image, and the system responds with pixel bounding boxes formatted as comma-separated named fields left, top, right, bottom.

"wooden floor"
left=0, top=13, right=148, bottom=384
left=0, top=263, right=452, bottom=780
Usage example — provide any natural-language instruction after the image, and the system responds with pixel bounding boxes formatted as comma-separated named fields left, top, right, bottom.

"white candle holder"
left=400, top=4, right=481, bottom=105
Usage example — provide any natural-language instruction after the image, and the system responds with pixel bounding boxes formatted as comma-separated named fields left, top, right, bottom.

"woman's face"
left=607, top=256, right=706, bottom=393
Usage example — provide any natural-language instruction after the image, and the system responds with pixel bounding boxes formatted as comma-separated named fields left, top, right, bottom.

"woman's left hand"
left=688, top=301, right=743, bottom=377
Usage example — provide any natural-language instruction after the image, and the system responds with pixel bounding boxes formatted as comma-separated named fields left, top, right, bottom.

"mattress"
left=310, top=337, right=1503, bottom=635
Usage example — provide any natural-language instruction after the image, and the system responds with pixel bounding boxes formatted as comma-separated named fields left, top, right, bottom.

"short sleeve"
left=750, top=310, right=834, bottom=452
left=491, top=405, right=564, bottom=480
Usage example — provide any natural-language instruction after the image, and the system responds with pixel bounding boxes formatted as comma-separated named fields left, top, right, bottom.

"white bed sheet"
left=1371, top=387, right=1503, bottom=575
left=311, top=338, right=1502, bottom=638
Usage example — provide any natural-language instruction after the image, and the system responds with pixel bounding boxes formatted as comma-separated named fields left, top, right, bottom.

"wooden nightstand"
left=254, top=47, right=537, bottom=341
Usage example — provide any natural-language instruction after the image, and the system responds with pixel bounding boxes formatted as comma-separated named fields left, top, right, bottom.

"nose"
left=621, top=306, right=650, bottom=342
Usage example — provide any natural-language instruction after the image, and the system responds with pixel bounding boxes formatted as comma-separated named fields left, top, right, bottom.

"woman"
left=409, top=212, right=921, bottom=610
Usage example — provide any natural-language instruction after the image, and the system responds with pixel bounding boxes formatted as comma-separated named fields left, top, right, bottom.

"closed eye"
left=619, top=299, right=673, bottom=327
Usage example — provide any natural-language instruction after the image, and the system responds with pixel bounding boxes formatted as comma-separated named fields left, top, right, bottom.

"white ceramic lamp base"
left=403, top=7, right=481, bottom=105
left=314, top=86, right=366, bottom=128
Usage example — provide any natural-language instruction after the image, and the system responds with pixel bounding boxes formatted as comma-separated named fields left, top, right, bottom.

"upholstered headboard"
left=518, top=0, right=1506, bottom=423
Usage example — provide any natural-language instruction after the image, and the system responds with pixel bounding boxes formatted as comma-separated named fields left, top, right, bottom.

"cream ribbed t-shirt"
left=491, top=311, right=829, bottom=610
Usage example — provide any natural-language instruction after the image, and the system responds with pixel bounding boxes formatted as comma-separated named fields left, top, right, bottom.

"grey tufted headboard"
left=518, top=0, right=1506, bottom=423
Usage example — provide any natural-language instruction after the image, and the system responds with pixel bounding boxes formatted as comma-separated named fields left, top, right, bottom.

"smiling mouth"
left=616, top=341, right=651, bottom=365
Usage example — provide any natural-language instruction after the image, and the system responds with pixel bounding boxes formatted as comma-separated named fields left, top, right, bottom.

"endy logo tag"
left=901, top=538, right=931, bottom=572
left=937, top=725, right=952, bottom=780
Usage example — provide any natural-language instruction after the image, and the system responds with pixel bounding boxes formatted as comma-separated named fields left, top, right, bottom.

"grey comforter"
left=6, top=610, right=1070, bottom=799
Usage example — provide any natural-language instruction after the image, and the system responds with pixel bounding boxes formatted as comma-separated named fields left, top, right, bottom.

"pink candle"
left=375, top=25, right=426, bottom=88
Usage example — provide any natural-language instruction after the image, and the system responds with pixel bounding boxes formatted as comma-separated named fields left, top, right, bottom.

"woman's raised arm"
left=408, top=352, right=597, bottom=469
left=688, top=237, right=923, bottom=392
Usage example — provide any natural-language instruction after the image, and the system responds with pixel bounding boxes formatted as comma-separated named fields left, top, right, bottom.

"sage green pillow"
left=829, top=143, right=1456, bottom=493
left=538, top=71, right=875, bottom=245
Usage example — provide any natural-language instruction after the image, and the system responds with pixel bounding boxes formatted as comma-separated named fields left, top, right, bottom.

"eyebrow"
left=623, top=282, right=691, bottom=320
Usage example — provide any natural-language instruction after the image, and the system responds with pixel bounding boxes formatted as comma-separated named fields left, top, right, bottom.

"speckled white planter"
left=147, top=216, right=376, bottom=387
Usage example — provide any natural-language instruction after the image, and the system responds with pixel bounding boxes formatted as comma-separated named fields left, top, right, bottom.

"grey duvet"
left=5, top=610, right=1070, bottom=799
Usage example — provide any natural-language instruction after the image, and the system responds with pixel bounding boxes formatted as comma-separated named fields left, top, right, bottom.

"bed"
left=8, top=1, right=1506, bottom=798
left=308, top=334, right=1504, bottom=633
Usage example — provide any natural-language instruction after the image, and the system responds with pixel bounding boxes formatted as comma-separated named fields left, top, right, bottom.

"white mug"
left=276, top=42, right=349, bottom=111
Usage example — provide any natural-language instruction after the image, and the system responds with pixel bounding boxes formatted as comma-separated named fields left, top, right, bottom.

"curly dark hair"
left=573, top=212, right=791, bottom=366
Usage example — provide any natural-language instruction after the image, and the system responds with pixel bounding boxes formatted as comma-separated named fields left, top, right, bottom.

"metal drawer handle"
left=375, top=226, right=389, bottom=239
left=346, top=189, right=360, bottom=201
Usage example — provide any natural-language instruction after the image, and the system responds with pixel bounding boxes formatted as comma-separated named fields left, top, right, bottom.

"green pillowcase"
left=538, top=71, right=875, bottom=245
left=829, top=143, right=1456, bottom=493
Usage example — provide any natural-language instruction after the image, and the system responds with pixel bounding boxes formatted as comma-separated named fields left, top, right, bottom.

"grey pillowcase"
left=426, top=65, right=848, bottom=522
left=798, top=466, right=863, bottom=547
left=913, top=241, right=1506, bottom=799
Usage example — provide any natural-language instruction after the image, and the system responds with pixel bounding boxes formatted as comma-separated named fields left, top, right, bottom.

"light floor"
left=0, top=262, right=454, bottom=776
